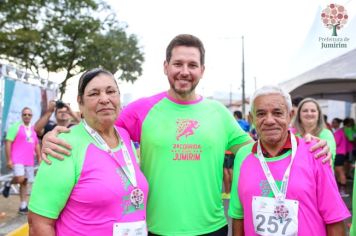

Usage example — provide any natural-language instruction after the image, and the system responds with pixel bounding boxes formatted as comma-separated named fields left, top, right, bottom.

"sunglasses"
left=22, top=113, right=32, bottom=117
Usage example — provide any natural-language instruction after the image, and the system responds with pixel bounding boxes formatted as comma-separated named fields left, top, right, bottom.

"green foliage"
left=0, top=0, right=144, bottom=98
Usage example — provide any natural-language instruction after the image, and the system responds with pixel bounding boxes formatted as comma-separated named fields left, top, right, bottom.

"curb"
left=6, top=223, right=28, bottom=236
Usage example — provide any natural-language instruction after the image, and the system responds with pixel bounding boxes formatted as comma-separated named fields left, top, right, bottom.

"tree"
left=0, top=0, right=144, bottom=98
left=0, top=0, right=46, bottom=75
left=321, top=3, right=348, bottom=37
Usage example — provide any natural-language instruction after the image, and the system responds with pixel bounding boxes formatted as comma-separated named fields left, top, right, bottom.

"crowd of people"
left=1, top=34, right=355, bottom=236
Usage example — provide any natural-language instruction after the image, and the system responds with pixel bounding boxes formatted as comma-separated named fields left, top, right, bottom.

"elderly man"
left=228, top=86, right=350, bottom=236
left=3, top=107, right=41, bottom=214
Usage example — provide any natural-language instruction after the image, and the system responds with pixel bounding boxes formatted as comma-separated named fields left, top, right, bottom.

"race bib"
left=113, top=220, right=147, bottom=236
left=252, top=196, right=299, bottom=236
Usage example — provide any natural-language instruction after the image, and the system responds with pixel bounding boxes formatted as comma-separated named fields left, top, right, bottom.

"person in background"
left=234, top=110, right=250, bottom=132
left=292, top=98, right=336, bottom=165
left=343, top=118, right=355, bottom=180
left=34, top=100, right=80, bottom=139
left=333, top=118, right=349, bottom=197
left=39, top=34, right=332, bottom=236
left=324, top=114, right=333, bottom=131
left=2, top=107, right=41, bottom=214
left=28, top=68, right=148, bottom=236
left=229, top=85, right=350, bottom=236
left=331, top=117, right=342, bottom=132
left=291, top=96, right=304, bottom=122
left=222, top=150, right=235, bottom=199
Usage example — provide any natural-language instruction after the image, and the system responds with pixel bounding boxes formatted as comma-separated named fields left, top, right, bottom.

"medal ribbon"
left=24, top=124, right=32, bottom=140
left=256, top=133, right=297, bottom=202
left=82, top=120, right=137, bottom=187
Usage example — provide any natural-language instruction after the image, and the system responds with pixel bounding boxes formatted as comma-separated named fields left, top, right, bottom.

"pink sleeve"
left=315, top=149, right=351, bottom=223
left=116, top=92, right=166, bottom=143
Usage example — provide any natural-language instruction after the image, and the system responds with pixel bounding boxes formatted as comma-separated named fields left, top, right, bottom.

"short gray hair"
left=250, top=85, right=292, bottom=113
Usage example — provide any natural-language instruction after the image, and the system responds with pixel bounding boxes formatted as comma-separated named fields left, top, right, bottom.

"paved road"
left=0, top=195, right=28, bottom=236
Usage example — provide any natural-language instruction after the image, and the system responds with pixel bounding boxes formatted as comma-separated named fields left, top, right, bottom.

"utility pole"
left=241, top=36, right=246, bottom=116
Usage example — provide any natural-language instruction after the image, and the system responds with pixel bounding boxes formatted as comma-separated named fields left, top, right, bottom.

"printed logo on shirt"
left=117, top=169, right=144, bottom=215
left=171, top=118, right=203, bottom=161
left=121, top=195, right=144, bottom=215
left=176, top=119, right=199, bottom=140
left=171, top=143, right=202, bottom=161
left=260, top=179, right=282, bottom=197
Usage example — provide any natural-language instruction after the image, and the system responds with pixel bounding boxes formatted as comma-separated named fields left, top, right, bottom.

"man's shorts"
left=223, top=153, right=235, bottom=169
left=13, top=164, right=35, bottom=183
left=334, top=154, right=346, bottom=167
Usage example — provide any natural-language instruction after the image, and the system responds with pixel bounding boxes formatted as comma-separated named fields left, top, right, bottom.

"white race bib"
left=252, top=196, right=299, bottom=236
left=113, top=220, right=147, bottom=236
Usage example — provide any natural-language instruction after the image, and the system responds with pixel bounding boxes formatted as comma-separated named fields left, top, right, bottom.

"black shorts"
left=345, top=152, right=355, bottom=163
left=223, top=153, right=235, bottom=169
left=335, top=154, right=346, bottom=166
left=148, top=225, right=228, bottom=236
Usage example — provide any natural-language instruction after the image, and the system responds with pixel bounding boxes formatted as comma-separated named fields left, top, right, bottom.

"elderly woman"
left=292, top=98, right=336, bottom=164
left=28, top=68, right=148, bottom=236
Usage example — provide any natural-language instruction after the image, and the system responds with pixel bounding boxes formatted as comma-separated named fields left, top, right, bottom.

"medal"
left=130, top=188, right=144, bottom=208
left=274, top=203, right=289, bottom=220
left=24, top=124, right=32, bottom=142
left=83, top=120, right=145, bottom=210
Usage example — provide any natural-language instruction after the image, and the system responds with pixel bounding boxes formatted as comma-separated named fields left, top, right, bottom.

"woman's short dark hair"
left=78, top=68, right=115, bottom=97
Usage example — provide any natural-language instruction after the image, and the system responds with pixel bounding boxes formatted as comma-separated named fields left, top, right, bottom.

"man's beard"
left=170, top=82, right=198, bottom=97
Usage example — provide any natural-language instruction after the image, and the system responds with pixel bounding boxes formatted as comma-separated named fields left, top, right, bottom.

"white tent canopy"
left=279, top=48, right=356, bottom=103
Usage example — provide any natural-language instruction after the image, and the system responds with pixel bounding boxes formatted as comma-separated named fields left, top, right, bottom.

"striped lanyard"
left=256, top=133, right=297, bottom=203
left=82, top=120, right=137, bottom=187
left=23, top=124, right=32, bottom=140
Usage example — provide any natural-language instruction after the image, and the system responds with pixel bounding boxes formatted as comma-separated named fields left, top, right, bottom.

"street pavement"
left=0, top=180, right=354, bottom=236
left=0, top=195, right=28, bottom=236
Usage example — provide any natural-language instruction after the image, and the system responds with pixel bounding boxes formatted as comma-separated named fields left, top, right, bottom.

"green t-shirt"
left=119, top=93, right=252, bottom=235
left=295, top=128, right=336, bottom=164
left=318, top=128, right=336, bottom=162
left=29, top=123, right=91, bottom=218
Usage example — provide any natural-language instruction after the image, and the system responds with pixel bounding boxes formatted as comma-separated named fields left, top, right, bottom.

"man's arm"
left=229, top=140, right=254, bottom=155
left=5, top=140, right=13, bottom=169
left=326, top=221, right=346, bottom=236
left=41, top=126, right=71, bottom=164
left=34, top=101, right=56, bottom=136
left=232, top=219, right=244, bottom=236
left=66, top=104, right=81, bottom=124
left=28, top=211, right=56, bottom=236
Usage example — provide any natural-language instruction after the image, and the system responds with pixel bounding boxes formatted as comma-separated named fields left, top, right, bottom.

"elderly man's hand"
left=304, top=134, right=331, bottom=164
left=41, top=126, right=72, bottom=164
left=6, top=160, right=13, bottom=170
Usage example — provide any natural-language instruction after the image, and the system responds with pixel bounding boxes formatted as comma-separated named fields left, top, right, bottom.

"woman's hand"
left=41, top=126, right=72, bottom=164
